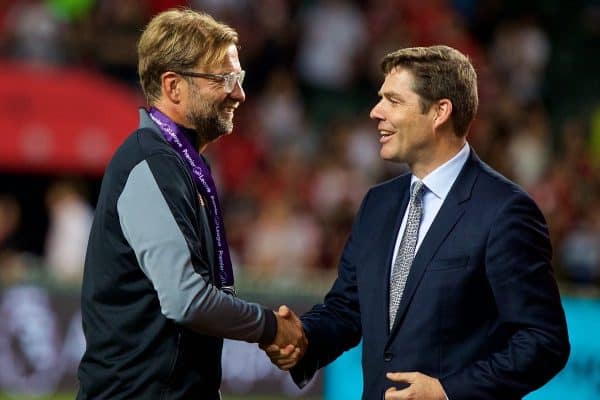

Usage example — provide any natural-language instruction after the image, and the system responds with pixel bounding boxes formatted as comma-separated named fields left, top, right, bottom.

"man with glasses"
left=77, top=9, right=305, bottom=400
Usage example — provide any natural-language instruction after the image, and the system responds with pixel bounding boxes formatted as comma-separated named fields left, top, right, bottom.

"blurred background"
left=0, top=0, right=599, bottom=399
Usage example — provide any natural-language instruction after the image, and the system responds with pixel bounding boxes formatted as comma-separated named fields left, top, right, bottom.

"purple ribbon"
left=148, top=107, right=235, bottom=293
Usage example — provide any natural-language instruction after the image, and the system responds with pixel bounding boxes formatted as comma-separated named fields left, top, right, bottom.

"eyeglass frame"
left=173, top=70, right=245, bottom=93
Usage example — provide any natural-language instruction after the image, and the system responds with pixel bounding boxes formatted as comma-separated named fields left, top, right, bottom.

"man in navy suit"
left=264, top=45, right=569, bottom=399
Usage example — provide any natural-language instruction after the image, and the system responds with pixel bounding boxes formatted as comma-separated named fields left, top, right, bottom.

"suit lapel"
left=387, top=150, right=481, bottom=340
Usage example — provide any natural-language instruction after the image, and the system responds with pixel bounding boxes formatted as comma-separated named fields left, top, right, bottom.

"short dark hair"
left=381, top=45, right=478, bottom=137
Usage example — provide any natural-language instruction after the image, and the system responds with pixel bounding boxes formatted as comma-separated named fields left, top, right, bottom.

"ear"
left=160, top=71, right=184, bottom=104
left=432, top=99, right=453, bottom=131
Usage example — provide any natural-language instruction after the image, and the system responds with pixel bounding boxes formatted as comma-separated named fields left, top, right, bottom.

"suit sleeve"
left=117, top=153, right=276, bottom=345
left=441, top=191, right=570, bottom=399
left=290, top=192, right=368, bottom=387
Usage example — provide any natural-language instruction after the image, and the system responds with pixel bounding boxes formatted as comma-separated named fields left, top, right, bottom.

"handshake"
left=261, top=305, right=308, bottom=370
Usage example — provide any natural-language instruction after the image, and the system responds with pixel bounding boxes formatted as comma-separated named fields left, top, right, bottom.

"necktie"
left=389, top=180, right=425, bottom=330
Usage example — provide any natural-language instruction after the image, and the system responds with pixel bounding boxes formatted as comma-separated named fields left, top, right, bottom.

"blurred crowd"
left=0, top=0, right=599, bottom=288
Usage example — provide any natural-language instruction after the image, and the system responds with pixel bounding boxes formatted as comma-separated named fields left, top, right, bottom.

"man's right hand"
left=262, top=305, right=307, bottom=370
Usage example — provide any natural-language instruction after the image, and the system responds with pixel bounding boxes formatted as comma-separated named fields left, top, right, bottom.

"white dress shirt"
left=390, top=143, right=470, bottom=267
left=389, top=143, right=469, bottom=400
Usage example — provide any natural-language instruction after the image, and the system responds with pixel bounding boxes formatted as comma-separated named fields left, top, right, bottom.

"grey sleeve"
left=117, top=157, right=275, bottom=344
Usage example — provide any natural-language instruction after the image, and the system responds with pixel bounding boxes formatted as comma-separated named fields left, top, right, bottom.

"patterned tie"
left=389, top=180, right=425, bottom=330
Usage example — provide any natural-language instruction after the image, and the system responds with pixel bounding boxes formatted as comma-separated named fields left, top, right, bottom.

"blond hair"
left=381, top=45, right=478, bottom=137
left=137, top=8, right=238, bottom=104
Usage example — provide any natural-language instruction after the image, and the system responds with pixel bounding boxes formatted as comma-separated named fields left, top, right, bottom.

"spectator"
left=44, top=180, right=93, bottom=284
left=0, top=194, right=25, bottom=284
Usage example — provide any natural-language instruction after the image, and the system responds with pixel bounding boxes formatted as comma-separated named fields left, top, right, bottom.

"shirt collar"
left=410, top=143, right=470, bottom=200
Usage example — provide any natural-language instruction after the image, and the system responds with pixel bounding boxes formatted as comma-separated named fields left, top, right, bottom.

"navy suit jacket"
left=292, top=150, right=569, bottom=399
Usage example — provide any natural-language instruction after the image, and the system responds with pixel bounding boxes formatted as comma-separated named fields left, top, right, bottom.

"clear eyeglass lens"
left=224, top=72, right=245, bottom=93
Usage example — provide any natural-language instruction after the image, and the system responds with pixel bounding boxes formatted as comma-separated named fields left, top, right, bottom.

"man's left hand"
left=384, top=372, right=447, bottom=400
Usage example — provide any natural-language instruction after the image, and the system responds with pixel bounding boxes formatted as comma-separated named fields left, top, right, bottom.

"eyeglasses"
left=174, top=70, right=246, bottom=93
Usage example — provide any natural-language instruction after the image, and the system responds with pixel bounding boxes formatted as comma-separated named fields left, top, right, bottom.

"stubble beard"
left=186, top=87, right=234, bottom=146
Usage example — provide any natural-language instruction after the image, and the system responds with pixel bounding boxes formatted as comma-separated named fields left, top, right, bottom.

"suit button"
left=384, top=352, right=393, bottom=362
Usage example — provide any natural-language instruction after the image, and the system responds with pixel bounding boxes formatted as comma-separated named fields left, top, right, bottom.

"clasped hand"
left=385, top=372, right=447, bottom=400
left=260, top=305, right=307, bottom=370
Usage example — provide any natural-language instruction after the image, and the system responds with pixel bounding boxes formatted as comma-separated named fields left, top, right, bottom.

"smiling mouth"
left=221, top=107, right=237, bottom=118
left=379, top=130, right=394, bottom=137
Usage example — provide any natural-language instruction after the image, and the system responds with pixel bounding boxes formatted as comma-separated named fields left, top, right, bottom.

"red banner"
left=0, top=61, right=143, bottom=175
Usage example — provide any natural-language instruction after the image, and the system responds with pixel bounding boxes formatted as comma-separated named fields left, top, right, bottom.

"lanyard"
left=148, top=107, right=235, bottom=294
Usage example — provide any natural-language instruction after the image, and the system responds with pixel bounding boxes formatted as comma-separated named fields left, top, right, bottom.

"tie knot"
left=410, top=180, right=425, bottom=202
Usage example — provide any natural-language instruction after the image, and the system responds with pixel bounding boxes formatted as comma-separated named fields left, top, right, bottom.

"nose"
left=370, top=100, right=383, bottom=121
left=230, top=81, right=245, bottom=103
